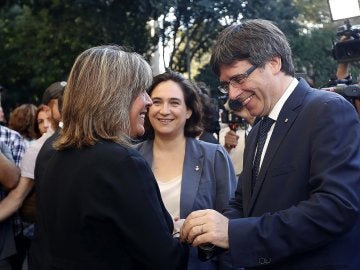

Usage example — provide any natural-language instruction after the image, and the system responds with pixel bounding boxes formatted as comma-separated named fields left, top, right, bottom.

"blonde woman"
left=30, top=46, right=188, bottom=270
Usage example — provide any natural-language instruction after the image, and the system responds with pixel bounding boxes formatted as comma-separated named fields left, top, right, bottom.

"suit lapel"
left=247, top=79, right=309, bottom=215
left=138, top=140, right=154, bottom=166
left=180, top=138, right=204, bottom=218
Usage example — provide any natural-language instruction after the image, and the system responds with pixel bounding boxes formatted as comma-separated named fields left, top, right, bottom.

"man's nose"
left=228, top=85, right=244, bottom=101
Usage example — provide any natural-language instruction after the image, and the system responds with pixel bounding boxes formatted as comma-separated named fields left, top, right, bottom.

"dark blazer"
left=224, top=79, right=360, bottom=269
left=137, top=138, right=237, bottom=270
left=30, top=139, right=188, bottom=270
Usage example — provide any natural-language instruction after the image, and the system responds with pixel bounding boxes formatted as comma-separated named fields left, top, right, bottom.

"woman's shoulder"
left=133, top=139, right=153, bottom=153
left=188, top=137, right=227, bottom=156
left=94, top=139, right=145, bottom=161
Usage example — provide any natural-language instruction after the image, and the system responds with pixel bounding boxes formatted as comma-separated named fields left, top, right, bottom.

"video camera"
left=332, top=19, right=360, bottom=63
left=218, top=95, right=248, bottom=131
left=322, top=76, right=360, bottom=107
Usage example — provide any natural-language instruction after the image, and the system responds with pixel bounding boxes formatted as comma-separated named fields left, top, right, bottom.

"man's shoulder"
left=0, top=125, right=23, bottom=141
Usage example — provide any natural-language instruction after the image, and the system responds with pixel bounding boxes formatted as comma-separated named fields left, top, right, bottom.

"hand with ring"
left=180, top=209, right=230, bottom=249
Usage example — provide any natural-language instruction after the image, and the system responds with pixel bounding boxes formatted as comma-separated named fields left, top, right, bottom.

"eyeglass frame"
left=218, top=65, right=257, bottom=94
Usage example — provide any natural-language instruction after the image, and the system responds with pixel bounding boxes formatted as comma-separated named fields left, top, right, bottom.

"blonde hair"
left=55, top=45, right=152, bottom=150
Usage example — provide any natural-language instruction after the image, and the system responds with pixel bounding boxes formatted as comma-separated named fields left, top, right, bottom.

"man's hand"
left=224, top=130, right=239, bottom=151
left=180, top=209, right=229, bottom=249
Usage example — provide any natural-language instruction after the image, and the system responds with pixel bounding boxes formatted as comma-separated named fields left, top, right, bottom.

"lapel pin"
left=195, top=165, right=199, bottom=171
left=284, top=118, right=289, bottom=123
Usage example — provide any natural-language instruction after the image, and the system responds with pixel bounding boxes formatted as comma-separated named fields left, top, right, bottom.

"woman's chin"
left=130, top=126, right=145, bottom=138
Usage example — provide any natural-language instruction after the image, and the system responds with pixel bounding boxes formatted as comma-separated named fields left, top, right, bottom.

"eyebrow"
left=229, top=73, right=244, bottom=80
left=151, top=97, right=183, bottom=102
left=220, top=73, right=241, bottom=83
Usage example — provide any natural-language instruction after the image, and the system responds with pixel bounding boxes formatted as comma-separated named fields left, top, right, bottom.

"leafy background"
left=0, top=0, right=359, bottom=116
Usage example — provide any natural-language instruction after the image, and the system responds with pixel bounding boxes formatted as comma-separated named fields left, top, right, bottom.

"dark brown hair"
left=9, top=104, right=37, bottom=140
left=144, top=71, right=203, bottom=139
left=211, top=19, right=295, bottom=77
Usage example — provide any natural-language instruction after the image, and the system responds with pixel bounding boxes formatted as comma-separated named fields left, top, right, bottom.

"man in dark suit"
left=181, top=19, right=360, bottom=269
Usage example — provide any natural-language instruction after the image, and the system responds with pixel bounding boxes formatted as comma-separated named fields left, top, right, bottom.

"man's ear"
left=269, top=56, right=282, bottom=74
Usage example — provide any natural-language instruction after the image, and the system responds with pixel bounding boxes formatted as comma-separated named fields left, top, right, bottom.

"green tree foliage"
left=291, top=0, right=360, bottom=87
left=1, top=0, right=359, bottom=114
left=193, top=0, right=300, bottom=97
left=155, top=0, right=246, bottom=75
left=0, top=0, right=159, bottom=112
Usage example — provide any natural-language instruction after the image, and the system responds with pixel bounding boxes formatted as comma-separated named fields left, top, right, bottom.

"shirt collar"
left=268, top=78, right=298, bottom=121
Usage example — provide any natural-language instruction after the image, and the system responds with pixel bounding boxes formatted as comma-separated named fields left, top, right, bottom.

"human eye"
left=170, top=99, right=181, bottom=106
left=152, top=99, right=161, bottom=105
left=231, top=74, right=246, bottom=85
left=229, top=75, right=247, bottom=89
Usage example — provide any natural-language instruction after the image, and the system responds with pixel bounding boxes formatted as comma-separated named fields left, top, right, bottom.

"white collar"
left=269, top=78, right=298, bottom=121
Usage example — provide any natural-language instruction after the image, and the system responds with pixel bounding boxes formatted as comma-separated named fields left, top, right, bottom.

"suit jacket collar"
left=180, top=138, right=204, bottom=218
left=244, top=78, right=310, bottom=216
left=137, top=138, right=205, bottom=218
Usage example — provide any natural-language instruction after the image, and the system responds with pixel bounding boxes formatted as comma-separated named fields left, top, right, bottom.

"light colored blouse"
left=157, top=175, right=182, bottom=219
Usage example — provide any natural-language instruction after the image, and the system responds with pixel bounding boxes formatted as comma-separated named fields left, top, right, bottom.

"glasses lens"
left=218, top=83, right=229, bottom=94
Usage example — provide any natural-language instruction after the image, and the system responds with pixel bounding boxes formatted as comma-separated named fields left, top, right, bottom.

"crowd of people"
left=0, top=18, right=359, bottom=270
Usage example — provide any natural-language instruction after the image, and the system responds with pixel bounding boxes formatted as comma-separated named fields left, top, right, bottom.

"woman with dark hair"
left=8, top=104, right=38, bottom=146
left=195, top=82, right=220, bottom=144
left=136, top=71, right=237, bottom=270
left=33, top=104, right=53, bottom=138
left=30, top=46, right=188, bottom=270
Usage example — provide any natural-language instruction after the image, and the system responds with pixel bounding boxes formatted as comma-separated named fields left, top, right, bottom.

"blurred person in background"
left=41, top=81, right=66, bottom=130
left=30, top=45, right=188, bottom=270
left=136, top=71, right=237, bottom=270
left=219, top=105, right=255, bottom=176
left=0, top=124, right=25, bottom=270
left=0, top=142, right=20, bottom=270
left=195, top=82, right=220, bottom=144
left=0, top=82, right=64, bottom=269
left=0, top=85, right=7, bottom=126
left=34, top=104, right=53, bottom=137
left=0, top=105, right=6, bottom=126
left=9, top=104, right=38, bottom=147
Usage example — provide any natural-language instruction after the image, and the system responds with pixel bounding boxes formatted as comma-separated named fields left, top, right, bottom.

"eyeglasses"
left=218, top=65, right=257, bottom=94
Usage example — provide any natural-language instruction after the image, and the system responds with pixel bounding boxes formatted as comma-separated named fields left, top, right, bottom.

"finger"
left=191, top=225, right=211, bottom=247
left=180, top=213, right=207, bottom=242
left=186, top=223, right=204, bottom=244
left=180, top=217, right=200, bottom=241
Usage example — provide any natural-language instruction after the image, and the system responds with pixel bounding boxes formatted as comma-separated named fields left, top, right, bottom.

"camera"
left=218, top=95, right=248, bottom=131
left=332, top=19, right=360, bottom=63
left=322, top=76, right=360, bottom=108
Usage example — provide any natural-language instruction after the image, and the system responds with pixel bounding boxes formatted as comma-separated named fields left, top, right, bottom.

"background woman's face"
left=37, top=109, right=52, bottom=134
left=148, top=80, right=192, bottom=138
left=129, top=91, right=153, bottom=137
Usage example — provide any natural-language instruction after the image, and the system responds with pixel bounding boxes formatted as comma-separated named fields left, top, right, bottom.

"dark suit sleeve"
left=84, top=150, right=188, bottom=269
left=222, top=177, right=245, bottom=219
left=213, top=145, right=237, bottom=213
left=225, top=96, right=360, bottom=267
